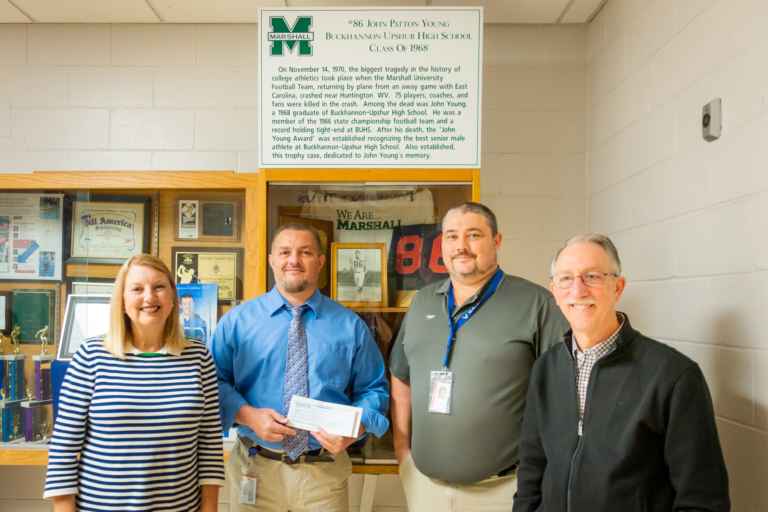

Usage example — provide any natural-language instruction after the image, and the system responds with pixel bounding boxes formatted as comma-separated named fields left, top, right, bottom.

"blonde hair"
left=104, top=254, right=188, bottom=358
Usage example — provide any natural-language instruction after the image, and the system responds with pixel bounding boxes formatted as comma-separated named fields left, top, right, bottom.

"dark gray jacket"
left=514, top=315, right=730, bottom=512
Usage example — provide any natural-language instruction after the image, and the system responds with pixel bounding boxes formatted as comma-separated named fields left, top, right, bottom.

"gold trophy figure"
left=35, top=325, right=49, bottom=356
left=10, top=325, right=21, bottom=355
left=0, top=332, right=9, bottom=354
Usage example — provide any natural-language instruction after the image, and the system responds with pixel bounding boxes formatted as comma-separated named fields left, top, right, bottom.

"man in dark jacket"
left=514, top=233, right=730, bottom=512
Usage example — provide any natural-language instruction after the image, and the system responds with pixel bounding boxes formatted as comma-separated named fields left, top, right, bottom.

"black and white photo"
left=331, top=243, right=387, bottom=307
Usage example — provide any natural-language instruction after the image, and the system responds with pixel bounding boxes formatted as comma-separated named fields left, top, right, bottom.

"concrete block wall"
left=0, top=22, right=588, bottom=511
left=0, top=24, right=259, bottom=172
left=481, top=24, right=588, bottom=284
left=587, top=0, right=768, bottom=510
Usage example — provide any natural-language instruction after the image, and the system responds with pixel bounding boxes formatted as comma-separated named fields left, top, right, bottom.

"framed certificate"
left=58, top=295, right=111, bottom=360
left=69, top=195, right=151, bottom=264
left=331, top=243, right=388, bottom=308
left=172, top=247, right=243, bottom=302
left=0, top=193, right=64, bottom=281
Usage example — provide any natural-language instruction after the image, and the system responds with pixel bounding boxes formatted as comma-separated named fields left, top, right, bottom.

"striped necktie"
left=282, top=304, right=309, bottom=460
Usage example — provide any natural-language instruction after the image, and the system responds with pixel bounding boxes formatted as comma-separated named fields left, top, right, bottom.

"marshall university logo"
left=268, top=16, right=314, bottom=56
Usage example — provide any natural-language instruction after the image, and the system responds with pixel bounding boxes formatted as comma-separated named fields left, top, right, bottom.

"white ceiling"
left=0, top=0, right=605, bottom=23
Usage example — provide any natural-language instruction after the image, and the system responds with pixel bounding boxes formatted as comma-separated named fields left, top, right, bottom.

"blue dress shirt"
left=211, top=287, right=390, bottom=450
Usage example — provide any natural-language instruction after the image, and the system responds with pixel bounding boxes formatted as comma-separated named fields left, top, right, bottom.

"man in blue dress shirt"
left=211, top=223, right=390, bottom=512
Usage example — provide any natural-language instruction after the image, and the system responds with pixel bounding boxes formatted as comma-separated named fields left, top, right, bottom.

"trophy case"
left=258, top=169, right=479, bottom=466
left=0, top=171, right=260, bottom=459
left=0, top=168, right=478, bottom=479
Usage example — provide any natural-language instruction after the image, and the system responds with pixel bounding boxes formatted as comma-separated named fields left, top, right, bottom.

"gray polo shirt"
left=390, top=272, right=567, bottom=484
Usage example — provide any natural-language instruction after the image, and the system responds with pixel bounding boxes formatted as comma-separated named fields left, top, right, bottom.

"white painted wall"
left=587, top=0, right=768, bottom=510
left=0, top=22, right=587, bottom=511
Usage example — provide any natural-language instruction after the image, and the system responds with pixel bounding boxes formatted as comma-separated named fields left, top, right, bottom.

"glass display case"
left=0, top=172, right=260, bottom=461
left=0, top=169, right=478, bottom=475
left=259, top=169, right=478, bottom=464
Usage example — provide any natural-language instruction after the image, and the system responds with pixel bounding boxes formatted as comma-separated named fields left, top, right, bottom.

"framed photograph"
left=58, top=295, right=111, bottom=360
left=172, top=247, right=243, bottom=302
left=11, top=289, right=57, bottom=344
left=0, top=193, right=64, bottom=281
left=331, top=243, right=388, bottom=308
left=277, top=210, right=333, bottom=296
left=0, top=291, right=10, bottom=335
left=176, top=283, right=218, bottom=345
left=66, top=278, right=115, bottom=297
left=175, top=199, right=241, bottom=242
left=177, top=200, right=199, bottom=240
left=69, top=195, right=151, bottom=264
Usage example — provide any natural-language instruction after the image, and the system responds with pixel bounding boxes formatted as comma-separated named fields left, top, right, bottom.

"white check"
left=286, top=396, right=363, bottom=438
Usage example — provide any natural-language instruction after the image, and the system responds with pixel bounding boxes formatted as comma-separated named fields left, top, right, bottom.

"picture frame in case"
left=172, top=247, right=244, bottom=303
left=175, top=198, right=241, bottom=242
left=69, top=195, right=151, bottom=265
left=330, top=242, right=388, bottom=308
left=58, top=295, right=111, bottom=360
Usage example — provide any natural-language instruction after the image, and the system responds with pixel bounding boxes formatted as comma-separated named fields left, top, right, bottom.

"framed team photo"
left=330, top=243, right=387, bottom=308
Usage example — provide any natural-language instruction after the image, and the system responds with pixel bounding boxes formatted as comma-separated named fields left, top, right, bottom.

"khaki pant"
left=228, top=439, right=352, bottom=512
left=399, top=453, right=517, bottom=512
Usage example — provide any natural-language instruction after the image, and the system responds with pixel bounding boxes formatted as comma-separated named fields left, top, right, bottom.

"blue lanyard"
left=443, top=268, right=504, bottom=368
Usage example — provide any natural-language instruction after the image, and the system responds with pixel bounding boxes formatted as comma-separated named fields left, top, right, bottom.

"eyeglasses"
left=551, top=271, right=619, bottom=289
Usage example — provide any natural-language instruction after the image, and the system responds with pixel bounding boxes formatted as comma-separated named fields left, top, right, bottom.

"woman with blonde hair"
left=44, top=254, right=225, bottom=511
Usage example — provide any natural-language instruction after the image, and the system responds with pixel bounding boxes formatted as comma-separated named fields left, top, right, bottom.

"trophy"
left=0, top=394, right=23, bottom=443
left=32, top=325, right=53, bottom=401
left=0, top=332, right=8, bottom=394
left=10, top=324, right=20, bottom=354
left=35, top=325, right=49, bottom=356
left=1, top=326, right=25, bottom=401
left=22, top=398, right=52, bottom=442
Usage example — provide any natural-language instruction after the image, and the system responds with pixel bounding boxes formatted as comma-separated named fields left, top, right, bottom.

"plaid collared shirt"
left=571, top=313, right=625, bottom=436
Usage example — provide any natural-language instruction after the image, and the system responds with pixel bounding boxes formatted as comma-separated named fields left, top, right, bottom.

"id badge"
left=429, top=369, right=454, bottom=414
left=239, top=476, right=258, bottom=505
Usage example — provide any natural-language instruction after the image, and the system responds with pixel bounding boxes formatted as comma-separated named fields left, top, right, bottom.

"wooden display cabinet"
left=0, top=168, right=479, bottom=492
left=0, top=171, right=260, bottom=466
left=259, top=169, right=478, bottom=470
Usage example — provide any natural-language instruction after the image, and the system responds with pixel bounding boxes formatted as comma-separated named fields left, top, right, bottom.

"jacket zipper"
left=565, top=354, right=581, bottom=512
left=566, top=435, right=583, bottom=512
left=565, top=347, right=624, bottom=512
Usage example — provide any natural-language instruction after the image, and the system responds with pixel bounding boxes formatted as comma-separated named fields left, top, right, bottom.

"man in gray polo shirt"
left=389, top=202, right=567, bottom=511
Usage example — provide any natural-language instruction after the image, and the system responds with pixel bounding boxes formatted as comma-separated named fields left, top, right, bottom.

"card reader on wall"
left=702, top=98, right=722, bottom=141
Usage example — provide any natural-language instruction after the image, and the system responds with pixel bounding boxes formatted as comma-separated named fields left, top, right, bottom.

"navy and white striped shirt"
left=44, top=338, right=225, bottom=511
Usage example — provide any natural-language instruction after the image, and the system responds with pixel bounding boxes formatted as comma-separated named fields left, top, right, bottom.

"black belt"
left=497, top=464, right=517, bottom=477
left=239, top=436, right=334, bottom=465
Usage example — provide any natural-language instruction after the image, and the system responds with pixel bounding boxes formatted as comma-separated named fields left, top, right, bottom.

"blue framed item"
left=1, top=354, right=25, bottom=401
left=177, top=283, right=218, bottom=346
left=0, top=399, right=23, bottom=443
